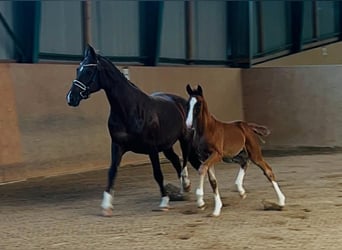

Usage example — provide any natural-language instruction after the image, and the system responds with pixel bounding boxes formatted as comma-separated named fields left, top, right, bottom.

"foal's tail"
left=247, top=123, right=271, bottom=137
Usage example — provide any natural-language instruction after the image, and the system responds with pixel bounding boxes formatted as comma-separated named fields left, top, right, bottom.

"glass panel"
left=194, top=1, right=227, bottom=60
left=40, top=1, right=82, bottom=54
left=160, top=1, right=185, bottom=59
left=91, top=1, right=139, bottom=56
left=0, top=2, right=14, bottom=59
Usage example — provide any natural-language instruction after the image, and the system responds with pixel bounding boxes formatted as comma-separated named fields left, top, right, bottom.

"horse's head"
left=66, top=45, right=101, bottom=107
left=185, top=84, right=204, bottom=129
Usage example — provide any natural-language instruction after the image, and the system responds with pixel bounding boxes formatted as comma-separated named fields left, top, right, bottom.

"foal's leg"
left=196, top=152, right=221, bottom=210
left=149, top=150, right=170, bottom=210
left=250, top=154, right=285, bottom=207
left=163, top=148, right=189, bottom=193
left=232, top=155, right=249, bottom=199
left=196, top=172, right=206, bottom=209
left=208, top=167, right=223, bottom=216
left=101, top=143, right=123, bottom=216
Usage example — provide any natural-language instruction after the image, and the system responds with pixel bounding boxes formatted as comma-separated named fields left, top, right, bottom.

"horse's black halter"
left=73, top=63, right=98, bottom=99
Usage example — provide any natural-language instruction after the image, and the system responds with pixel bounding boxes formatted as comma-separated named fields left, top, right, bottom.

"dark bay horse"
left=66, top=45, right=194, bottom=216
left=185, top=84, right=286, bottom=216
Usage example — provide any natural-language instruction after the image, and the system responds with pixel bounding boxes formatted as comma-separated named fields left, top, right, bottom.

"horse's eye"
left=84, top=69, right=93, bottom=77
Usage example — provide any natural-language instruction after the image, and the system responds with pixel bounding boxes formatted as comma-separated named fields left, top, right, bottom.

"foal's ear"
left=85, top=44, right=96, bottom=59
left=197, top=85, right=203, bottom=96
left=186, top=84, right=193, bottom=95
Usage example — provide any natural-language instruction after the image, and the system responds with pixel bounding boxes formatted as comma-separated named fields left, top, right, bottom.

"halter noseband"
left=73, top=63, right=97, bottom=99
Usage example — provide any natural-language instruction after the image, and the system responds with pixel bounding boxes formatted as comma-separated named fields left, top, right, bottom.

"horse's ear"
left=85, top=44, right=96, bottom=59
left=186, top=84, right=193, bottom=95
left=197, top=85, right=203, bottom=96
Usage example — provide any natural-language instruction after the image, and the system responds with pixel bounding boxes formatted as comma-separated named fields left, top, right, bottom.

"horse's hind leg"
left=149, top=151, right=170, bottom=210
left=179, top=137, right=193, bottom=192
left=163, top=147, right=182, bottom=177
left=235, top=163, right=248, bottom=199
left=163, top=147, right=189, bottom=193
left=208, top=167, right=223, bottom=216
left=232, top=153, right=249, bottom=199
left=249, top=152, right=286, bottom=207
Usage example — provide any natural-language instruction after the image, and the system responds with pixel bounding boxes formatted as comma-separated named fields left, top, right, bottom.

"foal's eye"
left=194, top=103, right=201, bottom=114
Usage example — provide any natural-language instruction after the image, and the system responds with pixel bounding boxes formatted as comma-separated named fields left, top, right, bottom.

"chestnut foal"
left=185, top=84, right=285, bottom=216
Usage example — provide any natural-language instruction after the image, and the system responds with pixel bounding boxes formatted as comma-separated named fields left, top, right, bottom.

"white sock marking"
left=186, top=97, right=197, bottom=128
left=213, top=193, right=223, bottom=216
left=235, top=167, right=246, bottom=195
left=159, top=196, right=170, bottom=208
left=180, top=166, right=191, bottom=192
left=272, top=181, right=286, bottom=206
left=196, top=174, right=205, bottom=208
left=101, top=191, right=113, bottom=209
left=208, top=167, right=222, bottom=216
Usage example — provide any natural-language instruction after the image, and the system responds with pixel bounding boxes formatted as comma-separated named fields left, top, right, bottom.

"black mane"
left=97, top=55, right=140, bottom=90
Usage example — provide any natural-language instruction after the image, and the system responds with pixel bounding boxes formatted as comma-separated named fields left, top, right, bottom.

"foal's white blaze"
left=101, top=191, right=113, bottom=209
left=272, top=181, right=286, bottom=206
left=235, top=167, right=246, bottom=197
left=186, top=97, right=197, bottom=128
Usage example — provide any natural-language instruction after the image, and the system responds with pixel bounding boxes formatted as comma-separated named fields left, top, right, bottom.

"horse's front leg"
left=208, top=167, right=222, bottom=216
left=101, top=142, right=123, bottom=217
left=196, top=151, right=221, bottom=211
left=149, top=151, right=170, bottom=210
left=163, top=148, right=190, bottom=193
left=196, top=173, right=206, bottom=209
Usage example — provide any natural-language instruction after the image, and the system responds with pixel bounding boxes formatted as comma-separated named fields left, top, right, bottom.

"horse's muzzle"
left=66, top=91, right=81, bottom=107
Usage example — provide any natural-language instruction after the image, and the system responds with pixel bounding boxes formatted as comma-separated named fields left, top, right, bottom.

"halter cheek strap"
left=72, top=63, right=98, bottom=98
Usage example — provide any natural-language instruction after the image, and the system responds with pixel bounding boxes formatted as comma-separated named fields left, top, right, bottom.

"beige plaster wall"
left=256, top=42, right=342, bottom=67
left=242, top=66, right=342, bottom=149
left=0, top=63, right=243, bottom=183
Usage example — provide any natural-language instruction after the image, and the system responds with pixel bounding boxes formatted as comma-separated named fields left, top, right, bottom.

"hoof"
left=262, top=199, right=284, bottom=211
left=183, top=183, right=191, bottom=193
left=102, top=208, right=113, bottom=217
left=239, top=192, right=247, bottom=199
left=152, top=206, right=170, bottom=212
left=198, top=204, right=206, bottom=210
left=210, top=213, right=220, bottom=217
left=159, top=206, right=170, bottom=212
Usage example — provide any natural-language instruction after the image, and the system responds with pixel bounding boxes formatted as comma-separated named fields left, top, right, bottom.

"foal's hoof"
left=183, top=183, right=191, bottom=193
left=198, top=204, right=206, bottom=211
left=102, top=208, right=113, bottom=217
left=239, top=193, right=247, bottom=199
left=262, top=199, right=284, bottom=211
left=210, top=213, right=221, bottom=217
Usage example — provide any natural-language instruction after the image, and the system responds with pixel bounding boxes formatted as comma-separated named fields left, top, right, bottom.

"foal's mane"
left=195, top=95, right=211, bottom=135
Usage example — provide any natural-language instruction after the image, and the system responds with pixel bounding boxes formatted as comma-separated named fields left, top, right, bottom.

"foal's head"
left=66, top=45, right=101, bottom=107
left=185, top=84, right=206, bottom=129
